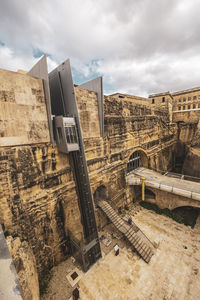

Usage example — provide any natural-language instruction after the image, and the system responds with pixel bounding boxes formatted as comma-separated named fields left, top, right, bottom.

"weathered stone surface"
left=1, top=68, right=200, bottom=299
left=0, top=144, right=83, bottom=285
left=7, top=236, right=39, bottom=300
left=0, top=69, right=50, bottom=146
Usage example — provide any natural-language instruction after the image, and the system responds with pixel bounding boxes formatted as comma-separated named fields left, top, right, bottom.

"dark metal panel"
left=49, top=71, right=66, bottom=116
left=79, top=77, right=104, bottom=137
left=49, top=60, right=77, bottom=116
left=28, top=55, right=53, bottom=143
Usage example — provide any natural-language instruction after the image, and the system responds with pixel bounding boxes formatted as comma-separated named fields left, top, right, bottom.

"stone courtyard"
left=42, top=205, right=200, bottom=300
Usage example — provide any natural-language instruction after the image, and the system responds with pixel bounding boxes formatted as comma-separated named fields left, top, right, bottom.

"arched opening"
left=93, top=185, right=106, bottom=206
left=134, top=186, right=156, bottom=202
left=127, top=150, right=148, bottom=174
left=145, top=189, right=156, bottom=201
left=172, top=206, right=200, bottom=228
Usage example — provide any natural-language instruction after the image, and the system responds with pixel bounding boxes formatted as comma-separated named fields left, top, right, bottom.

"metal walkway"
left=98, top=200, right=155, bottom=263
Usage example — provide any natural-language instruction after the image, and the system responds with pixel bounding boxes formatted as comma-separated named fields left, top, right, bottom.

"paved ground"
left=127, top=167, right=200, bottom=194
left=42, top=205, right=200, bottom=300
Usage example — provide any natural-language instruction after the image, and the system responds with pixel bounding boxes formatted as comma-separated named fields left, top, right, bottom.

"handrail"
left=148, top=166, right=200, bottom=182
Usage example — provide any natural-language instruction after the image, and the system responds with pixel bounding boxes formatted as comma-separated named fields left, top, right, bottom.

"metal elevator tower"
left=48, top=60, right=101, bottom=271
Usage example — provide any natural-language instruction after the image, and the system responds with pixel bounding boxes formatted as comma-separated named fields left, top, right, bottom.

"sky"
left=1, top=0, right=200, bottom=96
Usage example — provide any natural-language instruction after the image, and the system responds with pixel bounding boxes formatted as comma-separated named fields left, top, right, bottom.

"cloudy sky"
left=1, top=0, right=200, bottom=96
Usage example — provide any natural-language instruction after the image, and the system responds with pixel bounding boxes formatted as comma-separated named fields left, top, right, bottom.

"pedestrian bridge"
left=126, top=167, right=200, bottom=210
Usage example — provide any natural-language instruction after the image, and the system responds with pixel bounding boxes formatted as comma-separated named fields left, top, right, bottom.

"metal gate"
left=127, top=151, right=141, bottom=173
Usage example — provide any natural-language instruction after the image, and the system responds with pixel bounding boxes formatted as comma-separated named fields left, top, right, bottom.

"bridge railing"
left=148, top=166, right=200, bottom=183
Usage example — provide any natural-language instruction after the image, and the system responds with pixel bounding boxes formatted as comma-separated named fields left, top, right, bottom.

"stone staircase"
left=97, top=200, right=155, bottom=263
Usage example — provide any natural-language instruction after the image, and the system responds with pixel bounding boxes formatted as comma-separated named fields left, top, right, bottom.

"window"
left=198, top=95, right=200, bottom=99
left=193, top=95, right=197, bottom=100
left=193, top=104, right=196, bottom=109
left=198, top=103, right=200, bottom=108
left=183, top=97, right=186, bottom=102
left=162, top=97, right=165, bottom=103
left=183, top=106, right=185, bottom=110
left=152, top=99, right=155, bottom=104
left=178, top=106, right=181, bottom=110
left=179, top=98, right=181, bottom=102
left=188, top=105, right=190, bottom=109
left=188, top=97, right=191, bottom=101
left=65, top=126, right=78, bottom=144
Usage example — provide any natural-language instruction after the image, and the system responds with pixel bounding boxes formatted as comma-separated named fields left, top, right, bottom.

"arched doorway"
left=135, top=187, right=156, bottom=202
left=145, top=189, right=156, bottom=201
left=93, top=185, right=106, bottom=206
left=172, top=206, right=200, bottom=228
left=127, top=150, right=148, bottom=174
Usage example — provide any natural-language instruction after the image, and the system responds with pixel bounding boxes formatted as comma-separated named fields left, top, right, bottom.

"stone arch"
left=135, top=186, right=156, bottom=202
left=127, top=148, right=148, bottom=174
left=93, top=185, right=107, bottom=206
left=145, top=188, right=156, bottom=201
left=172, top=206, right=200, bottom=227
left=93, top=185, right=108, bottom=230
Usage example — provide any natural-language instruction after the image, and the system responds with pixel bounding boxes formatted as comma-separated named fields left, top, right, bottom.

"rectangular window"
left=183, top=106, right=185, bottom=110
left=188, top=97, right=191, bottom=100
left=65, top=126, right=78, bottom=144
left=193, top=104, right=196, bottom=109
left=179, top=98, right=181, bottom=102
left=152, top=99, right=155, bottom=104
left=162, top=97, right=165, bottom=103
left=178, top=106, right=181, bottom=110
left=198, top=103, right=200, bottom=108
left=193, top=96, right=197, bottom=100
left=183, top=97, right=186, bottom=102
left=198, top=95, right=200, bottom=99
left=188, top=105, right=190, bottom=109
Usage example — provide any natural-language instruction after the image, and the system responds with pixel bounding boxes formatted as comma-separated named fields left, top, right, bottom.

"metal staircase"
left=98, top=200, right=155, bottom=263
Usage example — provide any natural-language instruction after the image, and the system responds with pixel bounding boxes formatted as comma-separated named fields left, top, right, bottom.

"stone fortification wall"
left=0, top=70, right=183, bottom=297
left=0, top=72, right=84, bottom=296
left=0, top=69, right=50, bottom=146
left=173, top=110, right=200, bottom=123
left=109, top=93, right=149, bottom=106
left=0, top=144, right=83, bottom=279
left=75, top=89, right=178, bottom=214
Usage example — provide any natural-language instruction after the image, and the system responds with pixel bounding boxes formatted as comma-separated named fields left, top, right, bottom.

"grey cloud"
left=0, top=0, right=200, bottom=96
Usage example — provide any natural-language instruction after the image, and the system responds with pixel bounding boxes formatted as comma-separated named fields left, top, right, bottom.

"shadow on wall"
left=133, top=186, right=156, bottom=203
left=93, top=185, right=107, bottom=207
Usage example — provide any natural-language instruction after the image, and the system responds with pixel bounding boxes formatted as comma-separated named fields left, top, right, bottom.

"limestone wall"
left=0, top=144, right=83, bottom=280
left=0, top=69, right=50, bottom=146
left=109, top=93, right=149, bottom=106
left=136, top=187, right=200, bottom=210
left=0, top=69, right=187, bottom=298
left=173, top=110, right=200, bottom=123
left=75, top=89, right=178, bottom=213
